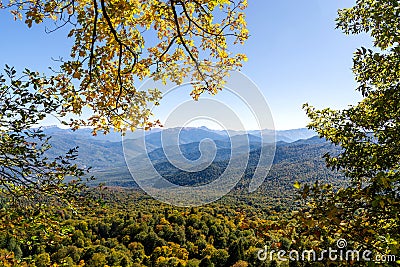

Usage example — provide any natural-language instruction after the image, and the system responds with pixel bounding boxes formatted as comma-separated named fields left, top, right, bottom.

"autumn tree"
left=1, top=0, right=249, bottom=133
left=296, top=0, right=400, bottom=261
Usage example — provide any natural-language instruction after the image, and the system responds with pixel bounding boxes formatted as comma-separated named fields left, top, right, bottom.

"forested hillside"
left=0, top=189, right=313, bottom=267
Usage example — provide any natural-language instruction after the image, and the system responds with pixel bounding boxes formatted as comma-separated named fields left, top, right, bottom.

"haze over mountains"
left=42, top=126, right=343, bottom=193
left=42, top=125, right=316, bottom=144
left=43, top=125, right=315, bottom=168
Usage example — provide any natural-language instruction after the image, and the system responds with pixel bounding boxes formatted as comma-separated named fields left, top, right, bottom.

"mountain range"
left=41, top=126, right=344, bottom=195
left=42, top=125, right=315, bottom=168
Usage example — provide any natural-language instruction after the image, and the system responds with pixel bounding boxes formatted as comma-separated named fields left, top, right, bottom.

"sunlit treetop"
left=336, top=0, right=400, bottom=95
left=1, top=0, right=249, bottom=133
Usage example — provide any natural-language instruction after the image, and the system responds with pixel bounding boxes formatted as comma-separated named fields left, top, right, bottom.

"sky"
left=0, top=0, right=372, bottom=130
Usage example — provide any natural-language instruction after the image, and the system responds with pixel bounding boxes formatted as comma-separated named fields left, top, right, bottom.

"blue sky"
left=0, top=0, right=371, bottom=130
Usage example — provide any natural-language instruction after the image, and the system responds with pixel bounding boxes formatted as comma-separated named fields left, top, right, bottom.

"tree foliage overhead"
left=298, top=0, right=400, bottom=258
left=2, top=0, right=249, bottom=133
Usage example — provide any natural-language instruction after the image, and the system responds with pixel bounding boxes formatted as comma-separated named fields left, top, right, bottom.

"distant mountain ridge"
left=38, top=125, right=335, bottom=193
left=74, top=135, right=342, bottom=196
left=41, top=125, right=317, bottom=169
left=41, top=125, right=315, bottom=144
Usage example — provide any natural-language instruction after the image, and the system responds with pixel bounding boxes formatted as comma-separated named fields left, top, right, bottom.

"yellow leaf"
left=294, top=181, right=301, bottom=189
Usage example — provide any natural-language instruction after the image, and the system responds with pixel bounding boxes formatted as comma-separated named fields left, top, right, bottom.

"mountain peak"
left=40, top=125, right=59, bottom=129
